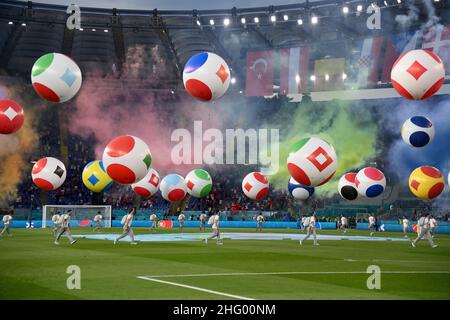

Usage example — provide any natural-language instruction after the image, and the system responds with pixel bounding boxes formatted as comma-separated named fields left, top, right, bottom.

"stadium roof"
left=16, top=0, right=311, bottom=11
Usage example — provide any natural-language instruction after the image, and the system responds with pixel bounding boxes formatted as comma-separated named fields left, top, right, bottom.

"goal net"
left=42, top=205, right=112, bottom=228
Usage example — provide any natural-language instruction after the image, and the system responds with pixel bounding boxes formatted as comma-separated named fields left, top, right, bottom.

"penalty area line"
left=138, top=270, right=450, bottom=279
left=137, top=276, right=255, bottom=300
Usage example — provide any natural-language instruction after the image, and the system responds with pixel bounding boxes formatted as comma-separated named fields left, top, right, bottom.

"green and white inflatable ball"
left=31, top=53, right=82, bottom=103
left=185, top=169, right=213, bottom=198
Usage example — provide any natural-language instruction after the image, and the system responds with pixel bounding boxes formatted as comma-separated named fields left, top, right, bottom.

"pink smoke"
left=67, top=45, right=224, bottom=176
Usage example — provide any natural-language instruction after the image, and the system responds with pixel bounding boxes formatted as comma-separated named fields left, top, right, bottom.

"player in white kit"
left=300, top=213, right=319, bottom=246
left=114, top=208, right=137, bottom=244
left=0, top=213, right=13, bottom=237
left=149, top=211, right=157, bottom=233
left=256, top=212, right=264, bottom=232
left=54, top=210, right=77, bottom=245
left=402, top=216, right=410, bottom=238
left=340, top=216, right=348, bottom=234
left=93, top=212, right=103, bottom=232
left=178, top=212, right=186, bottom=233
left=52, top=212, right=61, bottom=236
left=368, top=214, right=376, bottom=236
left=301, top=216, right=307, bottom=233
left=199, top=211, right=207, bottom=232
left=429, top=216, right=438, bottom=239
left=412, top=214, right=438, bottom=248
left=204, top=212, right=222, bottom=245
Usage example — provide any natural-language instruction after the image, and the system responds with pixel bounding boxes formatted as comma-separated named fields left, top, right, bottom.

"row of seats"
left=164, top=16, right=214, bottom=67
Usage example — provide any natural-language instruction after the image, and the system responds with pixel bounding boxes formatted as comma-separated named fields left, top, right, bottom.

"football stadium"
left=0, top=0, right=449, bottom=304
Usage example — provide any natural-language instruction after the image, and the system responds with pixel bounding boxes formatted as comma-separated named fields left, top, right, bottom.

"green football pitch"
left=0, top=227, right=449, bottom=300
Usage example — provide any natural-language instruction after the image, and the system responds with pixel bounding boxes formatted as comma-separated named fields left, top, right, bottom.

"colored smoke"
left=384, top=96, right=450, bottom=192
left=268, top=99, right=379, bottom=197
left=68, top=45, right=225, bottom=176
left=0, top=83, right=39, bottom=207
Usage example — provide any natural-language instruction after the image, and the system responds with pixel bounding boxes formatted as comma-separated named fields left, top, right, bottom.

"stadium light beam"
left=342, top=73, right=347, bottom=80
left=209, top=19, right=215, bottom=25
left=231, top=77, right=236, bottom=84
left=342, top=6, right=349, bottom=14
left=8, top=21, right=13, bottom=25
left=241, top=17, right=246, bottom=24
left=311, top=16, right=318, bottom=24
left=357, top=4, right=363, bottom=11
left=104, top=29, right=108, bottom=33
left=254, top=17, right=259, bottom=23
left=196, top=20, right=201, bottom=26
left=270, top=15, right=276, bottom=22
left=325, top=74, right=330, bottom=81
left=21, top=23, right=26, bottom=27
left=297, top=18, right=303, bottom=25
left=224, top=18, right=230, bottom=26
left=92, top=28, right=96, bottom=32
left=295, top=74, right=300, bottom=83
left=283, top=14, right=289, bottom=21
left=310, top=75, right=316, bottom=81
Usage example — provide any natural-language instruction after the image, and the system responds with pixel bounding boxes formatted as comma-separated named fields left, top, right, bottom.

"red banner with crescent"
left=245, top=50, right=274, bottom=96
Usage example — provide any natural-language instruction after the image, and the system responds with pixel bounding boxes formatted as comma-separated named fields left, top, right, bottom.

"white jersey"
left=256, top=215, right=264, bottom=223
left=178, top=214, right=186, bottom=222
left=59, top=214, right=70, bottom=228
left=341, top=217, right=347, bottom=225
left=417, top=217, right=429, bottom=229
left=150, top=214, right=157, bottom=222
left=303, top=217, right=311, bottom=227
left=2, top=215, right=12, bottom=225
left=310, top=216, right=316, bottom=226
left=122, top=214, right=133, bottom=228
left=368, top=216, right=375, bottom=225
left=199, top=214, right=206, bottom=222
left=94, top=214, right=102, bottom=222
left=402, top=219, right=409, bottom=228
left=52, top=214, right=60, bottom=224
left=212, top=214, right=220, bottom=229
left=429, top=218, right=437, bottom=228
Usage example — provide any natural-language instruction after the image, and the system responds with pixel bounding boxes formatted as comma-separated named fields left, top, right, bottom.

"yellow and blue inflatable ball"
left=82, top=160, right=113, bottom=192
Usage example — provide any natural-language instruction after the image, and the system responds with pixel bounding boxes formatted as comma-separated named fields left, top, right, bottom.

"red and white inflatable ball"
left=160, top=174, right=187, bottom=202
left=131, top=168, right=160, bottom=198
left=391, top=49, right=445, bottom=100
left=183, top=52, right=230, bottom=101
left=0, top=99, right=24, bottom=134
left=31, top=157, right=66, bottom=190
left=242, top=172, right=269, bottom=200
left=287, top=137, right=338, bottom=187
left=355, top=167, right=386, bottom=198
left=102, top=135, right=152, bottom=184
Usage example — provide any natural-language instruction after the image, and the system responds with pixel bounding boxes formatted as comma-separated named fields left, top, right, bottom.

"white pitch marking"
left=139, top=270, right=450, bottom=279
left=137, top=276, right=255, bottom=300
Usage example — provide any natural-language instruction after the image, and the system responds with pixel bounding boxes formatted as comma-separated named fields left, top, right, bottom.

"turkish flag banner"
left=245, top=50, right=274, bottom=96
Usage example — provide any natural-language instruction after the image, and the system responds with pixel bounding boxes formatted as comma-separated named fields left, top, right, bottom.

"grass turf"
left=0, top=227, right=449, bottom=300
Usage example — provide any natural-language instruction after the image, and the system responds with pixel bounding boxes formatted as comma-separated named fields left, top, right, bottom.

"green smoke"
left=267, top=98, right=379, bottom=197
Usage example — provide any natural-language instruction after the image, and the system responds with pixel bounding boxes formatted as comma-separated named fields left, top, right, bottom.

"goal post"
left=42, top=205, right=112, bottom=228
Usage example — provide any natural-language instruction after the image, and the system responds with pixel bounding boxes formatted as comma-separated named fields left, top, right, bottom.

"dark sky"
left=20, top=0, right=307, bottom=10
